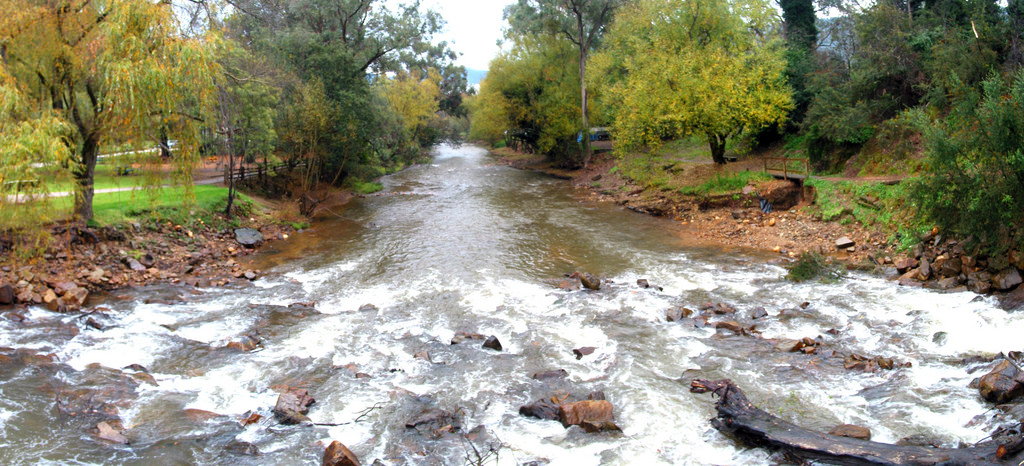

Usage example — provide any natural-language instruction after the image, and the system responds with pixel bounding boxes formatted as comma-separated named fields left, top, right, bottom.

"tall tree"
left=1, top=0, right=219, bottom=220
left=590, top=0, right=792, bottom=164
left=504, top=0, right=623, bottom=167
left=781, top=0, right=817, bottom=123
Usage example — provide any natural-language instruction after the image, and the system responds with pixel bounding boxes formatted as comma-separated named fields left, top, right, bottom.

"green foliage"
left=590, top=0, right=793, bottom=164
left=348, top=180, right=384, bottom=195
left=468, top=34, right=588, bottom=167
left=786, top=252, right=845, bottom=282
left=807, top=178, right=924, bottom=248
left=2, top=0, right=220, bottom=221
left=912, top=71, right=1024, bottom=249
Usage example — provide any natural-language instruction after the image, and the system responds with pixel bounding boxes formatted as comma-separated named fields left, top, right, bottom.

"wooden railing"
left=224, top=160, right=308, bottom=184
left=763, top=156, right=810, bottom=181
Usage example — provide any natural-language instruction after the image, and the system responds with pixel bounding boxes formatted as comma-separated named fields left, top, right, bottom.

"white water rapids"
left=0, top=144, right=1019, bottom=465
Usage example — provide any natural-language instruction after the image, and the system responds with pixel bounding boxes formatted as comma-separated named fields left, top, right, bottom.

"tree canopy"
left=590, top=0, right=792, bottom=164
left=1, top=0, right=220, bottom=220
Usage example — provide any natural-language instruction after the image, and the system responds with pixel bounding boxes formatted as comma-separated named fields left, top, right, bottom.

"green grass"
left=679, top=171, right=772, bottom=196
left=51, top=185, right=250, bottom=227
left=44, top=159, right=153, bottom=193
left=806, top=178, right=927, bottom=250
left=349, top=180, right=384, bottom=195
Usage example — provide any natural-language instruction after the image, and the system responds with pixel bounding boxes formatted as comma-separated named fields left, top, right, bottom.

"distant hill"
left=467, top=68, right=488, bottom=86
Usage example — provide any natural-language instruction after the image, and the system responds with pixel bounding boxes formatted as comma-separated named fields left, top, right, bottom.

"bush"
left=912, top=71, right=1024, bottom=251
left=786, top=252, right=845, bottom=282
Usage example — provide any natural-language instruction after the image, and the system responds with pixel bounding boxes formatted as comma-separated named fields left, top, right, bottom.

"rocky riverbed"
left=0, top=219, right=296, bottom=313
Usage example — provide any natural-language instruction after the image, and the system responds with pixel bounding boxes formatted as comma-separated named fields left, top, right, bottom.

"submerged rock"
left=451, top=331, right=485, bottom=345
left=227, top=441, right=260, bottom=456
left=532, top=369, right=568, bottom=381
left=322, top=440, right=359, bottom=466
left=95, top=421, right=128, bottom=444
left=573, top=347, right=596, bottom=360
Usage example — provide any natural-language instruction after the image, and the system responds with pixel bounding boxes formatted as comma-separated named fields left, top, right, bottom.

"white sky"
left=421, top=0, right=513, bottom=70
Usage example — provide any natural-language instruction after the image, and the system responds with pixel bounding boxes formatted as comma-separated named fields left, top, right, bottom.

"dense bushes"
left=913, top=71, right=1024, bottom=250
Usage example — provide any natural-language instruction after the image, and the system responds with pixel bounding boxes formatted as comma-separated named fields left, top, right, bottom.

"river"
left=0, top=144, right=1021, bottom=465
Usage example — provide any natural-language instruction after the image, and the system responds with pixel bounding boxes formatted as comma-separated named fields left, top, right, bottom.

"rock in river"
left=559, top=400, right=614, bottom=428
left=273, top=387, right=315, bottom=424
left=978, top=360, right=1024, bottom=404
left=95, top=421, right=128, bottom=444
left=482, top=335, right=502, bottom=351
left=322, top=440, right=360, bottom=466
left=234, top=228, right=264, bottom=248
left=580, top=273, right=601, bottom=290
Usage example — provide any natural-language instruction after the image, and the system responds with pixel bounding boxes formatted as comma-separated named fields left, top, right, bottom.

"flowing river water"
left=1, top=144, right=1023, bottom=465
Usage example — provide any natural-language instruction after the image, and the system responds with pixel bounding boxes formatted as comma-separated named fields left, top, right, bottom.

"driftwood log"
left=690, top=379, right=1024, bottom=465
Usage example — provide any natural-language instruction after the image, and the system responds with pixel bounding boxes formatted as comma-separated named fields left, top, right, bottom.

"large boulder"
left=993, top=268, right=1023, bottom=291
left=558, top=400, right=613, bottom=428
left=977, top=360, right=1024, bottom=404
left=0, top=284, right=15, bottom=305
left=234, top=228, right=264, bottom=248
left=322, top=441, right=360, bottom=466
left=273, top=388, right=315, bottom=424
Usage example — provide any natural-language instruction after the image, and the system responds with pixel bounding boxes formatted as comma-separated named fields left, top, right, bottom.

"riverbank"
left=492, top=146, right=1024, bottom=308
left=494, top=147, right=893, bottom=263
left=0, top=192, right=301, bottom=312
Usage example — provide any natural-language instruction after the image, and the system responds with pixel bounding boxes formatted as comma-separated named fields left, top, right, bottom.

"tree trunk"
left=707, top=132, right=728, bottom=165
left=580, top=45, right=592, bottom=168
left=159, top=127, right=172, bottom=159
left=690, top=379, right=1024, bottom=465
left=218, top=86, right=236, bottom=218
left=73, top=134, right=100, bottom=221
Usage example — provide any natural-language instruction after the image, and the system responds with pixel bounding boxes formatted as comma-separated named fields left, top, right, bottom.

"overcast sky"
left=421, top=0, right=512, bottom=71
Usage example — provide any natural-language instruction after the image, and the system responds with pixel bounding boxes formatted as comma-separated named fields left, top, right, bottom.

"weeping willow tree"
left=0, top=0, right=219, bottom=222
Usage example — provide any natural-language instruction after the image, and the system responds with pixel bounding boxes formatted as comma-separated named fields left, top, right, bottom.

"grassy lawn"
left=44, top=158, right=155, bottom=193
left=50, top=185, right=250, bottom=227
left=611, top=137, right=768, bottom=195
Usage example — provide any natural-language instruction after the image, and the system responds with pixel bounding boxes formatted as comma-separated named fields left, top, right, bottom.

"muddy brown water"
left=0, top=144, right=1020, bottom=465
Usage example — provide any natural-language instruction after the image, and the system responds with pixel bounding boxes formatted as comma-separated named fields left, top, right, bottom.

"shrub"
left=786, top=252, right=845, bottom=282
left=912, top=71, right=1024, bottom=251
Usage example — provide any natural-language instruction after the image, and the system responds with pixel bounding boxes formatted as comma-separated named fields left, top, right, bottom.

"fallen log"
left=690, top=378, right=1024, bottom=465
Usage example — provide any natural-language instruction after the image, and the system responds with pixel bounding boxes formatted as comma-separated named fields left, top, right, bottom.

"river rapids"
left=0, top=144, right=1021, bottom=465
